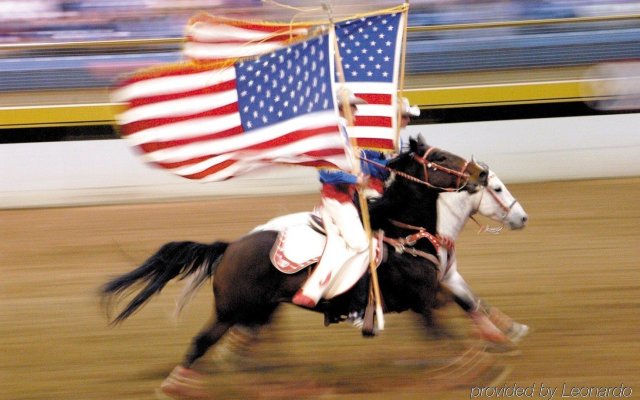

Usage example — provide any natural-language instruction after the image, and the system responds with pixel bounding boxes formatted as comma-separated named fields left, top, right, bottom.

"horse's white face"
left=476, top=172, right=528, bottom=230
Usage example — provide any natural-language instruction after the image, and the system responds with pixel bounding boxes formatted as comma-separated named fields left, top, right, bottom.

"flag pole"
left=324, top=4, right=385, bottom=332
left=396, top=3, right=410, bottom=152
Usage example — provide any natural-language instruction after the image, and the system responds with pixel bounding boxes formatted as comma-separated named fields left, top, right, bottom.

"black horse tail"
left=102, top=241, right=228, bottom=324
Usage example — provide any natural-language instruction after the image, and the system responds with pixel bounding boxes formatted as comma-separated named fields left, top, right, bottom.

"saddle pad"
left=270, top=224, right=326, bottom=274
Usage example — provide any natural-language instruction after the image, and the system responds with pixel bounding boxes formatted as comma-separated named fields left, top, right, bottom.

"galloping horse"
left=436, top=169, right=530, bottom=342
left=101, top=138, right=488, bottom=373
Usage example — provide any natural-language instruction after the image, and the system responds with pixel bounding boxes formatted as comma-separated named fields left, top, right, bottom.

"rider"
left=361, top=96, right=420, bottom=199
left=292, top=88, right=370, bottom=309
left=347, top=97, right=421, bottom=327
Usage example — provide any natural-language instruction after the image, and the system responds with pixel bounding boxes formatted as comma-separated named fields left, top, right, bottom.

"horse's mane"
left=369, top=137, right=438, bottom=233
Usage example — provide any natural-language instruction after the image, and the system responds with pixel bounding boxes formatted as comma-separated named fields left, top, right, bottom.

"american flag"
left=182, top=10, right=407, bottom=152
left=183, top=13, right=311, bottom=62
left=113, top=34, right=348, bottom=181
left=334, top=12, right=406, bottom=151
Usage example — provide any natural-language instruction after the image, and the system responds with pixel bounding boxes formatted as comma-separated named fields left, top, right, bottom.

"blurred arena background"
left=1, top=1, right=639, bottom=399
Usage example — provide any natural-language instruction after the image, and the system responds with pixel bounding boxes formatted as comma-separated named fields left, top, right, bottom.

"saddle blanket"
left=269, top=223, right=325, bottom=274
left=256, top=212, right=383, bottom=299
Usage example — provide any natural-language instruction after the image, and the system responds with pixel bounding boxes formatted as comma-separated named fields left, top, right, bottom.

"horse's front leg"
left=412, top=283, right=453, bottom=340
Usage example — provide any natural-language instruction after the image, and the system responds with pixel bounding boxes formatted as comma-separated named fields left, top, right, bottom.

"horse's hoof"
left=159, top=366, right=208, bottom=399
left=471, top=312, right=509, bottom=344
left=506, top=322, right=530, bottom=344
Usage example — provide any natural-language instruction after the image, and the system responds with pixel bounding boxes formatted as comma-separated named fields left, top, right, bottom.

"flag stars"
left=331, top=13, right=400, bottom=82
left=237, top=33, right=335, bottom=131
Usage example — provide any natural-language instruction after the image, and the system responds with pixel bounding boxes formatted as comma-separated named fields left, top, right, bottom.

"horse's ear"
left=409, top=137, right=419, bottom=153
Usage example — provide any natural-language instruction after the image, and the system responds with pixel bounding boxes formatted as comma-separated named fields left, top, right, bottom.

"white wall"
left=2, top=113, right=639, bottom=209
left=406, top=113, right=640, bottom=183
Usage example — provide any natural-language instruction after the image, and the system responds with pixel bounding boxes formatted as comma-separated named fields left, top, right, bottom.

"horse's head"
left=475, top=170, right=528, bottom=230
left=388, top=136, right=488, bottom=192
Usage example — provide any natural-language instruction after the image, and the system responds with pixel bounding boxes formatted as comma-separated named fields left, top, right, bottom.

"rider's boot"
left=347, top=273, right=369, bottom=328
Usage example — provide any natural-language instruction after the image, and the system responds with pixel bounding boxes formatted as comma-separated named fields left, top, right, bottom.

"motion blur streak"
left=2, top=179, right=639, bottom=399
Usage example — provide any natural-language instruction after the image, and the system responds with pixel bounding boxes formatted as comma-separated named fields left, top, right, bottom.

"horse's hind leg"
left=183, top=318, right=232, bottom=368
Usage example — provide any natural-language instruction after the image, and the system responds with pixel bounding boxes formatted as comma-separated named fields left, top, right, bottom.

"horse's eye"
left=432, top=154, right=446, bottom=162
left=493, top=186, right=502, bottom=193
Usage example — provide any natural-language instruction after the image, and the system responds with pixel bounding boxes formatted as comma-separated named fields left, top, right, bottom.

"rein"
left=359, top=146, right=471, bottom=192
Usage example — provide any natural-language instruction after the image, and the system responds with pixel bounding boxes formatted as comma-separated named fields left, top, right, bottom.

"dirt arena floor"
left=2, top=177, right=639, bottom=400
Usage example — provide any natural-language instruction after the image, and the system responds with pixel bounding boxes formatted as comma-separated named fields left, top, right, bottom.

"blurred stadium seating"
left=1, top=0, right=640, bottom=129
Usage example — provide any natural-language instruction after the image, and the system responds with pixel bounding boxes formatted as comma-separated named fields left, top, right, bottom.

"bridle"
left=411, top=146, right=471, bottom=191
left=360, top=146, right=475, bottom=192
left=469, top=174, right=519, bottom=234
